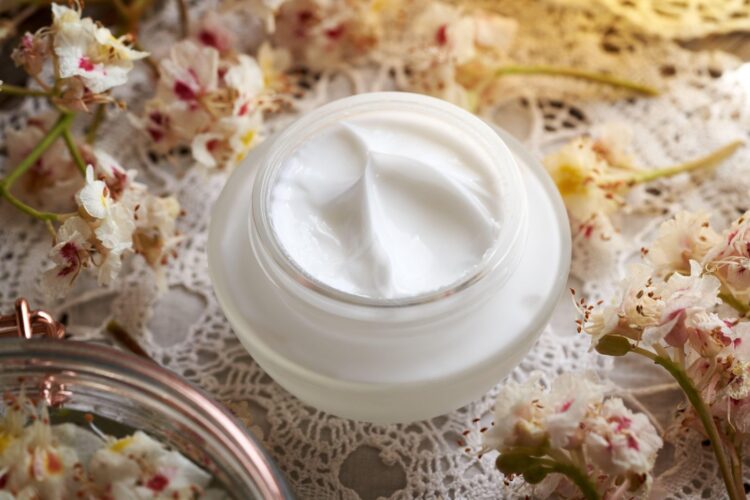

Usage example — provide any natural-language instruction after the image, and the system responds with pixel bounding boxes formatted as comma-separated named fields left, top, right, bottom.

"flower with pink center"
left=51, top=3, right=147, bottom=93
left=545, top=373, right=608, bottom=449
left=482, top=372, right=549, bottom=450
left=704, top=210, right=750, bottom=303
left=11, top=32, right=48, bottom=76
left=583, top=398, right=662, bottom=476
left=192, top=10, right=237, bottom=53
left=641, top=261, right=726, bottom=355
left=41, top=217, right=93, bottom=297
left=158, top=41, right=219, bottom=108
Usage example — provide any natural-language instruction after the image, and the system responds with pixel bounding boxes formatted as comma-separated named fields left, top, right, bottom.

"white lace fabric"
left=1, top=1, right=750, bottom=498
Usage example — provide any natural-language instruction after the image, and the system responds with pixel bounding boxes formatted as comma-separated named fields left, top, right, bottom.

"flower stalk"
left=495, top=64, right=660, bottom=96
left=628, top=140, right=744, bottom=184
left=62, top=126, right=87, bottom=175
left=0, top=83, right=50, bottom=97
left=632, top=345, right=744, bottom=500
left=0, top=112, right=76, bottom=222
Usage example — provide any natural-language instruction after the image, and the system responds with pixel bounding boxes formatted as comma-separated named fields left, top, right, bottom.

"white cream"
left=268, top=110, right=503, bottom=299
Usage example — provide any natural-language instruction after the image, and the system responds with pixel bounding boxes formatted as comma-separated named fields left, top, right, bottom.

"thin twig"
left=0, top=84, right=49, bottom=97
left=495, top=65, right=660, bottom=96
left=630, top=140, right=743, bottom=184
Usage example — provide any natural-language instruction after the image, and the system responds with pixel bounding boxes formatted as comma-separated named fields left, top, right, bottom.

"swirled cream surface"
left=268, top=111, right=503, bottom=299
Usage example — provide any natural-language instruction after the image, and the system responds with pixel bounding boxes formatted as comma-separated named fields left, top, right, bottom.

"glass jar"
left=0, top=338, right=292, bottom=499
left=208, top=92, right=571, bottom=423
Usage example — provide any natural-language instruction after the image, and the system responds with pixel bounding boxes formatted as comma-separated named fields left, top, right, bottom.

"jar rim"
left=250, top=92, right=528, bottom=310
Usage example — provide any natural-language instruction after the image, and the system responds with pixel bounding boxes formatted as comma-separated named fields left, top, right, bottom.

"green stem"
left=0, top=187, right=62, bottom=222
left=62, top=127, right=87, bottom=176
left=629, top=140, right=743, bottom=184
left=495, top=65, right=660, bottom=96
left=1, top=113, right=73, bottom=189
left=0, top=84, right=49, bottom=97
left=727, top=429, right=744, bottom=498
left=632, top=346, right=743, bottom=500
left=719, top=291, right=749, bottom=317
left=537, top=458, right=600, bottom=500
left=86, top=104, right=106, bottom=144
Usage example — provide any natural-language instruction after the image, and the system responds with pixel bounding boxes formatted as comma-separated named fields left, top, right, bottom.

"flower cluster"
left=42, top=155, right=180, bottom=298
left=544, top=126, right=741, bottom=279
left=579, top=209, right=750, bottom=499
left=0, top=393, right=218, bottom=498
left=143, top=10, right=294, bottom=170
left=543, top=124, right=637, bottom=244
left=271, top=0, right=517, bottom=109
left=483, top=372, right=662, bottom=499
left=12, top=3, right=147, bottom=110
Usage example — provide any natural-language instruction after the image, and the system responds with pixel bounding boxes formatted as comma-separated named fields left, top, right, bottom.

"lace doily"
left=1, top=1, right=749, bottom=498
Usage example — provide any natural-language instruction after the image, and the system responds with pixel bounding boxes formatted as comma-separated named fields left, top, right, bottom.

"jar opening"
left=251, top=92, right=527, bottom=309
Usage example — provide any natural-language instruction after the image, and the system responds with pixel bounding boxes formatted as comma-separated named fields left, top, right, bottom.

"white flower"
left=95, top=202, right=135, bottom=255
left=704, top=210, right=750, bottom=302
left=158, top=40, right=219, bottom=106
left=90, top=431, right=211, bottom=497
left=482, top=372, right=548, bottom=451
left=41, top=216, right=93, bottom=297
left=76, top=164, right=110, bottom=219
left=132, top=194, right=182, bottom=270
left=545, top=373, right=607, bottom=449
left=91, top=149, right=138, bottom=200
left=192, top=10, right=237, bottom=53
left=144, top=39, right=268, bottom=166
left=192, top=114, right=262, bottom=169
left=585, top=263, right=663, bottom=345
left=0, top=400, right=80, bottom=499
left=544, top=138, right=622, bottom=219
left=642, top=261, right=724, bottom=354
left=583, top=398, right=662, bottom=476
left=648, top=211, right=721, bottom=276
left=51, top=3, right=147, bottom=93
left=223, top=54, right=265, bottom=116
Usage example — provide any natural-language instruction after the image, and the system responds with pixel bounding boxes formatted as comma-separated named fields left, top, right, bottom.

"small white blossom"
left=545, top=373, right=608, bottom=449
left=585, top=263, right=663, bottom=345
left=51, top=3, right=147, bottom=93
left=704, top=211, right=750, bottom=303
left=648, top=211, right=721, bottom=276
left=483, top=372, right=548, bottom=450
left=583, top=398, right=662, bottom=476
left=90, top=431, right=211, bottom=497
left=76, top=164, right=110, bottom=219
left=642, top=261, right=725, bottom=355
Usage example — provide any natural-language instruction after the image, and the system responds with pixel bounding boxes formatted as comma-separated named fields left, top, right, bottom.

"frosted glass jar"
left=208, top=92, right=570, bottom=424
